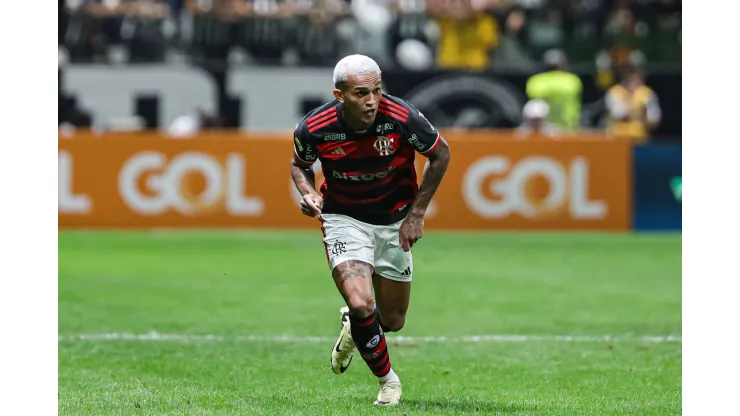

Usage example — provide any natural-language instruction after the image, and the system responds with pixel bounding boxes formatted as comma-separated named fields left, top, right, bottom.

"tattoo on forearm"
left=290, top=165, right=317, bottom=196
left=412, top=144, right=451, bottom=214
left=406, top=215, right=423, bottom=228
left=332, top=260, right=372, bottom=286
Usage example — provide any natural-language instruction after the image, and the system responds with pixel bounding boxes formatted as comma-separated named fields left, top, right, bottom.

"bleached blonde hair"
left=333, top=55, right=381, bottom=89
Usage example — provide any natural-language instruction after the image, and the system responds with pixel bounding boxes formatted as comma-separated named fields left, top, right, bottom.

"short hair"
left=522, top=99, right=550, bottom=120
left=543, top=48, right=567, bottom=71
left=333, top=55, right=381, bottom=90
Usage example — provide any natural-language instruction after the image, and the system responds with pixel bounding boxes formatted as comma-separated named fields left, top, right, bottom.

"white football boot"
left=374, top=377, right=403, bottom=406
left=330, top=306, right=355, bottom=374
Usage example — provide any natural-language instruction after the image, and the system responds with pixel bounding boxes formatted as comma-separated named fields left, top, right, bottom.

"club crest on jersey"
left=373, top=136, right=395, bottom=156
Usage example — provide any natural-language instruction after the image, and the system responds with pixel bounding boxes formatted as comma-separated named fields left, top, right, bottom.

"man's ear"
left=333, top=89, right=344, bottom=103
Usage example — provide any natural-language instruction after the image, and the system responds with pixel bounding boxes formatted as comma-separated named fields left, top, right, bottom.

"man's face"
left=334, top=72, right=382, bottom=128
left=624, top=70, right=645, bottom=90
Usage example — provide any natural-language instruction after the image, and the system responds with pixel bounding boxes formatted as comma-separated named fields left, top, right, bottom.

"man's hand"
left=300, top=194, right=324, bottom=217
left=399, top=212, right=424, bottom=251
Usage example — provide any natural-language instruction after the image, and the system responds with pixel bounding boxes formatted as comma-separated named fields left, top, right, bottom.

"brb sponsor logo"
left=119, top=152, right=264, bottom=216
left=323, top=133, right=346, bottom=142
left=462, top=156, right=606, bottom=220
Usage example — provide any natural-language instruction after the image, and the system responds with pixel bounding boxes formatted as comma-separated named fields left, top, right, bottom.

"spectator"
left=395, top=39, right=434, bottom=71
left=62, top=0, right=681, bottom=68
left=64, top=0, right=126, bottom=61
left=123, top=0, right=170, bottom=18
left=386, top=0, right=437, bottom=69
left=165, top=0, right=184, bottom=15
left=186, top=0, right=248, bottom=62
left=517, top=99, right=560, bottom=138
left=168, top=108, right=225, bottom=138
left=429, top=0, right=500, bottom=70
left=527, top=6, right=565, bottom=52
left=123, top=0, right=172, bottom=62
left=187, top=0, right=249, bottom=19
left=605, top=65, right=661, bottom=143
left=294, top=0, right=349, bottom=66
left=525, top=48, right=583, bottom=131
left=492, top=7, right=535, bottom=69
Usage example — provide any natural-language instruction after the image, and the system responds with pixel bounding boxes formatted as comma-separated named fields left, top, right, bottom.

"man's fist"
left=300, top=194, right=324, bottom=217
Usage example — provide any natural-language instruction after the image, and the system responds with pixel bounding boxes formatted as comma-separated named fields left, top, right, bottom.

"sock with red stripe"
left=349, top=311, right=396, bottom=381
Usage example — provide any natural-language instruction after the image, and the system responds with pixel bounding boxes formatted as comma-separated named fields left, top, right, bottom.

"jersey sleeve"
left=293, top=121, right=318, bottom=164
left=403, top=106, right=441, bottom=155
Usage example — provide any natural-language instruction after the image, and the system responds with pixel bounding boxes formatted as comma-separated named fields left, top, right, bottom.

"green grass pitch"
left=58, top=230, right=681, bottom=415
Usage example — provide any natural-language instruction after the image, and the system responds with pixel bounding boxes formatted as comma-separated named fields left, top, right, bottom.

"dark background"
left=59, top=66, right=681, bottom=142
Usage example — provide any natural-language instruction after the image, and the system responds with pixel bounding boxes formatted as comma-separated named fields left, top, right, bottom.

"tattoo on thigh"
left=332, top=260, right=371, bottom=285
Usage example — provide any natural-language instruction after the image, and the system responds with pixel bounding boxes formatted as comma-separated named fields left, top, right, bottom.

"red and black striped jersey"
left=293, top=94, right=441, bottom=225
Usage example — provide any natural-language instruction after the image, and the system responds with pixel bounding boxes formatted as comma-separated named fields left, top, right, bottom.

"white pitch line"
left=58, top=332, right=681, bottom=343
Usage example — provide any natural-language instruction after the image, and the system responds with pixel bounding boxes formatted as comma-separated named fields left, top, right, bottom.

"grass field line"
left=58, top=332, right=682, bottom=343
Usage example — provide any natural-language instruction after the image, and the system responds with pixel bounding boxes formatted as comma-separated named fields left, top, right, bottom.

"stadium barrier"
left=59, top=130, right=632, bottom=231
left=632, top=145, right=682, bottom=231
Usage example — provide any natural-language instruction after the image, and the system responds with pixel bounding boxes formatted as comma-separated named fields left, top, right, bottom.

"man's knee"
left=346, top=294, right=375, bottom=319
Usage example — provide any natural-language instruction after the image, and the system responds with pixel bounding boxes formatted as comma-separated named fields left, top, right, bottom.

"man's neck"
left=341, top=108, right=371, bottom=132
left=624, top=82, right=642, bottom=93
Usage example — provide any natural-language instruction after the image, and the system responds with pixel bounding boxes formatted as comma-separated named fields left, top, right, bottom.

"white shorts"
left=320, top=213, right=413, bottom=282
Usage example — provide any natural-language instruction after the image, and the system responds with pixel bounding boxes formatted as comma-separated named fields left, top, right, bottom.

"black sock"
left=349, top=311, right=392, bottom=378
left=375, top=305, right=393, bottom=333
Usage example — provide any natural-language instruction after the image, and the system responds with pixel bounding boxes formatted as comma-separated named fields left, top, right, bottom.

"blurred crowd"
left=59, top=0, right=681, bottom=70
left=515, top=49, right=662, bottom=143
left=59, top=0, right=678, bottom=143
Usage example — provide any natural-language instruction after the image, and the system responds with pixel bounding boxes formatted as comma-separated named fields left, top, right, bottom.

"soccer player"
left=289, top=55, right=451, bottom=406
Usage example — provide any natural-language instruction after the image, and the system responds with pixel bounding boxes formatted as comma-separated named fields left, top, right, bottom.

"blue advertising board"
left=633, top=145, right=682, bottom=231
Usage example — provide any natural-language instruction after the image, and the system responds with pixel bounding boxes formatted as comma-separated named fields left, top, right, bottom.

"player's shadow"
left=400, top=398, right=539, bottom=414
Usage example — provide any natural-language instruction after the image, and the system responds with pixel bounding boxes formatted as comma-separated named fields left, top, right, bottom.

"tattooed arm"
left=291, top=155, right=324, bottom=217
left=395, top=102, right=452, bottom=251
left=399, top=137, right=451, bottom=251
left=291, top=121, right=323, bottom=217
left=409, top=138, right=451, bottom=218
left=290, top=155, right=318, bottom=197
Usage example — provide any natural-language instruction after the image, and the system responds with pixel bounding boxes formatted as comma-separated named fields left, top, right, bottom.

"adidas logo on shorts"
left=401, top=267, right=411, bottom=276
